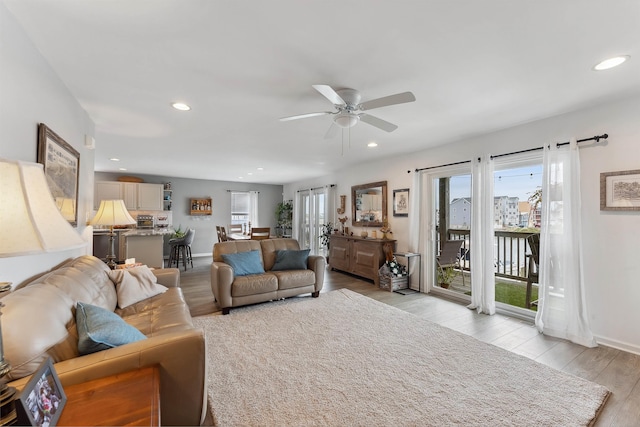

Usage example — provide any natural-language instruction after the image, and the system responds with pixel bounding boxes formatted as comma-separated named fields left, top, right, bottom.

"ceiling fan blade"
left=312, top=85, right=346, bottom=106
left=359, top=114, right=398, bottom=132
left=279, top=111, right=332, bottom=122
left=359, top=91, right=416, bottom=111
left=324, top=122, right=339, bottom=139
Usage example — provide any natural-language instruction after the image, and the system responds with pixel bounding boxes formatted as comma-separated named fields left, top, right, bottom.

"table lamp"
left=0, top=158, right=87, bottom=425
left=90, top=200, right=136, bottom=269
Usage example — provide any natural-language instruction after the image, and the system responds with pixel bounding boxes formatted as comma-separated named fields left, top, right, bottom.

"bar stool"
left=169, top=228, right=195, bottom=270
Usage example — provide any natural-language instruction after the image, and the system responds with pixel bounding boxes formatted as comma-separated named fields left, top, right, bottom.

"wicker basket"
left=379, top=275, right=408, bottom=292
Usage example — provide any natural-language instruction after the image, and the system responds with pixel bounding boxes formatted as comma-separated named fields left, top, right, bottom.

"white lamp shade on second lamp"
left=90, top=200, right=136, bottom=227
left=0, top=158, right=86, bottom=257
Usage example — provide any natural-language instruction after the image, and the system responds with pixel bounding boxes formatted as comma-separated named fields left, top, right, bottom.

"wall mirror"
left=352, top=180, right=387, bottom=227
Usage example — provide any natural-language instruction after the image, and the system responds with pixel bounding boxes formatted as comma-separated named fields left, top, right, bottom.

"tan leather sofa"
left=211, top=238, right=325, bottom=314
left=4, top=255, right=206, bottom=426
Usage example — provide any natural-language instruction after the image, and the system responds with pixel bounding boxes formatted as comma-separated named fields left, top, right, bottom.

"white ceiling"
left=5, top=0, right=640, bottom=184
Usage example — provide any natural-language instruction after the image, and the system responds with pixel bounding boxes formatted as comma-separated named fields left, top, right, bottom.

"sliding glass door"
left=297, top=189, right=327, bottom=255
left=429, top=167, right=472, bottom=298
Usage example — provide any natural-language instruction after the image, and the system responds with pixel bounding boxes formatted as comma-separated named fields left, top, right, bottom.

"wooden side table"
left=57, top=366, right=160, bottom=426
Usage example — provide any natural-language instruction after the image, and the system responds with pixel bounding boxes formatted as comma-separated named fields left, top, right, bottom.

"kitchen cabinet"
left=138, top=183, right=163, bottom=210
left=329, top=235, right=396, bottom=286
left=94, top=181, right=123, bottom=209
left=94, top=181, right=163, bottom=211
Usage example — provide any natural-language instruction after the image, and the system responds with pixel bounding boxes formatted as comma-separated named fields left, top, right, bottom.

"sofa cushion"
left=272, top=270, right=317, bottom=290
left=76, top=302, right=146, bottom=355
left=260, top=238, right=302, bottom=270
left=2, top=255, right=117, bottom=381
left=231, top=273, right=278, bottom=297
left=108, top=266, right=168, bottom=308
left=116, top=287, right=194, bottom=336
left=222, top=250, right=265, bottom=276
left=272, top=249, right=310, bottom=271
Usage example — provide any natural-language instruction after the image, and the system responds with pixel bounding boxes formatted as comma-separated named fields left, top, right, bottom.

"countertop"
left=122, top=228, right=175, bottom=237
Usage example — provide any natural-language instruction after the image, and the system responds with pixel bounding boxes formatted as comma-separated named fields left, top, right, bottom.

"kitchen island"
left=122, top=228, right=174, bottom=268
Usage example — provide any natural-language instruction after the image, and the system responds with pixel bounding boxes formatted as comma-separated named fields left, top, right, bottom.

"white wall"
left=284, top=94, right=640, bottom=354
left=0, top=4, right=94, bottom=287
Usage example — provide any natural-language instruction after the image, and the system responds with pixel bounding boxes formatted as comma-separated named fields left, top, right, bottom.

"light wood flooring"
left=179, top=257, right=640, bottom=426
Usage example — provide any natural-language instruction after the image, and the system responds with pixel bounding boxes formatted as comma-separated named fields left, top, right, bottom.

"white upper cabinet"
left=94, top=181, right=123, bottom=210
left=94, top=181, right=163, bottom=211
left=137, top=183, right=163, bottom=210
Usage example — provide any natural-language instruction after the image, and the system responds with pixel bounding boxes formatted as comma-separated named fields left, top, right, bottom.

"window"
left=231, top=192, right=249, bottom=225
left=230, top=191, right=259, bottom=228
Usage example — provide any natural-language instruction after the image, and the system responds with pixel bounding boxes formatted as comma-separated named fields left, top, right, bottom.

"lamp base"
left=0, top=382, right=17, bottom=426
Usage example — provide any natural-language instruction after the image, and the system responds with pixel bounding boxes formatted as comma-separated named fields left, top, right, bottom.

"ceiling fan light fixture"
left=334, top=112, right=359, bottom=129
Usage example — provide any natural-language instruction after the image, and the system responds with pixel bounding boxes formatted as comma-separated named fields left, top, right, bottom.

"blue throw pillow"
left=271, top=249, right=310, bottom=271
left=221, top=250, right=265, bottom=276
left=76, top=302, right=146, bottom=355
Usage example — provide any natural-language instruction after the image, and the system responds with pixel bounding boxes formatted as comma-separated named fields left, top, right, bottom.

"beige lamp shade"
left=0, top=158, right=86, bottom=257
left=90, top=200, right=136, bottom=227
left=55, top=197, right=76, bottom=222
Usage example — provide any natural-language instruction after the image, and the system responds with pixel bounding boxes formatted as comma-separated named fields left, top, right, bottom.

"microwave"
left=136, top=214, right=155, bottom=229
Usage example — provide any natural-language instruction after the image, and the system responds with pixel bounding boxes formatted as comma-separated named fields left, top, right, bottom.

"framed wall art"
left=393, top=188, right=409, bottom=217
left=37, top=123, right=80, bottom=225
left=600, top=169, right=640, bottom=211
left=15, top=357, right=67, bottom=426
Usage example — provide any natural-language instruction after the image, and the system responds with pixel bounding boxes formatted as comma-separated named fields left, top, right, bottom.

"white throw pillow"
left=108, top=266, right=168, bottom=309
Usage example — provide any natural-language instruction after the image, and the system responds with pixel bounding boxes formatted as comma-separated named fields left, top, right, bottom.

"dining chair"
left=216, top=226, right=228, bottom=242
left=228, top=224, right=243, bottom=235
left=250, top=227, right=270, bottom=240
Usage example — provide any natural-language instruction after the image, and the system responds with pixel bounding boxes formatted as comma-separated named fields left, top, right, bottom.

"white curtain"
left=409, top=172, right=422, bottom=254
left=468, top=156, right=496, bottom=314
left=292, top=191, right=304, bottom=242
left=409, top=171, right=425, bottom=291
left=249, top=191, right=259, bottom=227
left=535, top=140, right=596, bottom=347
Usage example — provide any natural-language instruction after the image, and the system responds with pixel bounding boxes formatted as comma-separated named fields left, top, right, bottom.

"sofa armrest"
left=211, top=262, right=234, bottom=308
left=307, top=255, right=326, bottom=292
left=154, top=268, right=180, bottom=287
left=9, top=329, right=207, bottom=427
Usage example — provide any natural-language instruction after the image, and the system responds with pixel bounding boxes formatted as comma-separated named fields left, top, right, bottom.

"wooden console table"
left=57, top=366, right=160, bottom=426
left=329, top=235, right=396, bottom=286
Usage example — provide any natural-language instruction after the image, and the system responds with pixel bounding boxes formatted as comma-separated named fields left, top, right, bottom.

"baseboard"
left=192, top=253, right=212, bottom=258
left=595, top=335, right=640, bottom=356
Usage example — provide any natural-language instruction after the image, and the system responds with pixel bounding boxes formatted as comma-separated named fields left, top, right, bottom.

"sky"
left=449, top=164, right=543, bottom=202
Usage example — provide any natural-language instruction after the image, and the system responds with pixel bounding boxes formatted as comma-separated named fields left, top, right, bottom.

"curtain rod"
left=296, top=184, right=336, bottom=193
left=411, top=133, right=608, bottom=172
left=226, top=190, right=260, bottom=193
left=490, top=133, right=608, bottom=160
left=411, top=160, right=471, bottom=173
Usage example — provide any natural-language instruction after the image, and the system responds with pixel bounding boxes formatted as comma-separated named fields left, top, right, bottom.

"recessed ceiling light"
left=247, top=172, right=253, bottom=175
left=257, top=167, right=264, bottom=171
left=171, top=102, right=191, bottom=111
left=238, top=176, right=244, bottom=179
left=368, top=142, right=378, bottom=147
left=110, top=158, right=120, bottom=162
left=118, top=167, right=127, bottom=171
left=593, top=55, right=630, bottom=71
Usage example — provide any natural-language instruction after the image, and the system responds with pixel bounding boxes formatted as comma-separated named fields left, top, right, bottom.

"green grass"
left=465, top=281, right=538, bottom=311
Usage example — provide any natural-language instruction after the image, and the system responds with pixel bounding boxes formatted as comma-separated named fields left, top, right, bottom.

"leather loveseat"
left=4, top=255, right=207, bottom=426
left=211, top=238, right=325, bottom=314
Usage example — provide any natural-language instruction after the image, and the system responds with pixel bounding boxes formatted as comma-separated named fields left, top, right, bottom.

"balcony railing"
left=444, top=228, right=537, bottom=282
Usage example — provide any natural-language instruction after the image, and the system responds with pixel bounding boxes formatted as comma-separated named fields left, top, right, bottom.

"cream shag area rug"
left=193, top=289, right=609, bottom=426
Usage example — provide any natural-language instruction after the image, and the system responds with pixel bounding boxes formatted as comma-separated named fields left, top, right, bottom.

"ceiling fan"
left=280, top=85, right=416, bottom=138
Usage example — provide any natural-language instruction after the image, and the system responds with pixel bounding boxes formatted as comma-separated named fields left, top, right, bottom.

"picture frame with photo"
left=393, top=188, right=410, bottom=217
left=15, top=357, right=67, bottom=426
left=600, top=169, right=640, bottom=211
left=37, top=123, right=80, bottom=226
